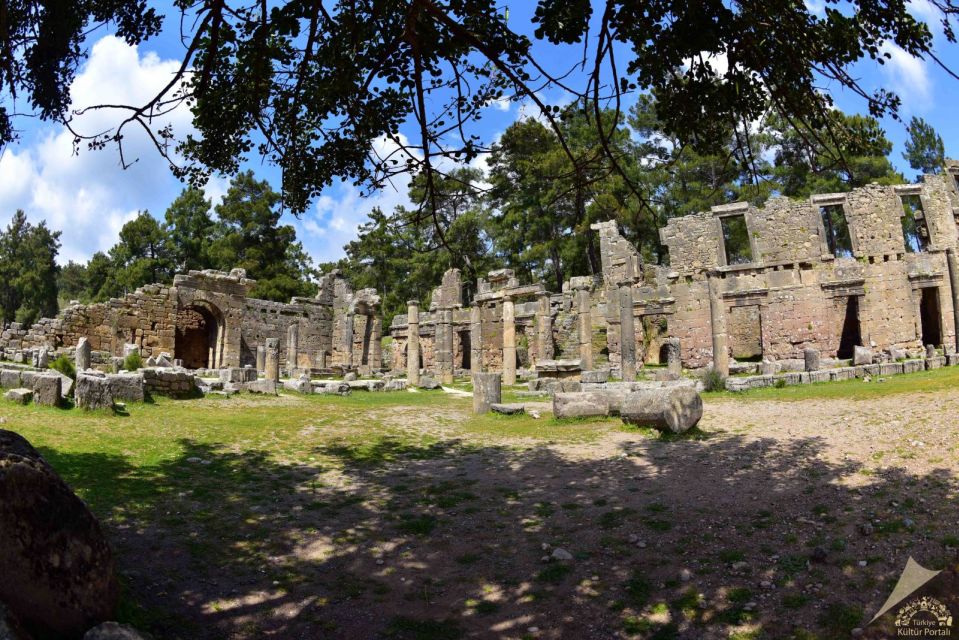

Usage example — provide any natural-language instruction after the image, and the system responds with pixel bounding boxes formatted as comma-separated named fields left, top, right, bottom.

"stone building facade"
left=393, top=168, right=959, bottom=377
left=0, top=269, right=382, bottom=375
left=5, top=169, right=959, bottom=382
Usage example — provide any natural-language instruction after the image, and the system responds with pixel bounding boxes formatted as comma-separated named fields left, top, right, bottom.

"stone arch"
left=174, top=301, right=226, bottom=369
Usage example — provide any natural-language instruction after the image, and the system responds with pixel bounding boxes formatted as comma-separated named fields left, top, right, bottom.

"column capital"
left=406, top=299, right=420, bottom=307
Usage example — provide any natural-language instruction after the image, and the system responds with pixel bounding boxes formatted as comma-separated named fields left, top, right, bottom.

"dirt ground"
left=88, top=388, right=959, bottom=639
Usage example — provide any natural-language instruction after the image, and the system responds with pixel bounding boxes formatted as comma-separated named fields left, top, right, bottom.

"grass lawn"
left=1, top=367, right=957, bottom=639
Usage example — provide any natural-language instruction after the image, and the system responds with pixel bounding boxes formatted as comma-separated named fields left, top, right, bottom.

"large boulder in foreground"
left=621, top=387, right=704, bottom=434
left=0, top=430, right=118, bottom=638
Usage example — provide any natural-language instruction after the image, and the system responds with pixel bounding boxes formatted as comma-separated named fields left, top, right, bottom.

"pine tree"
left=903, top=117, right=945, bottom=178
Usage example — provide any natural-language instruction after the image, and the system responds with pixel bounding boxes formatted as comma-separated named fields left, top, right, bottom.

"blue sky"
left=0, top=1, right=955, bottom=266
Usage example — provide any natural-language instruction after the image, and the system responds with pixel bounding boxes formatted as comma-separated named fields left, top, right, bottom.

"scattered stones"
left=220, top=368, right=257, bottom=383
left=3, top=388, right=32, bottom=405
left=491, top=403, right=524, bottom=415
left=853, top=346, right=873, bottom=366
left=30, top=373, right=62, bottom=407
left=552, top=392, right=610, bottom=419
left=106, top=373, right=145, bottom=403
left=551, top=548, right=573, bottom=561
left=580, top=368, right=610, bottom=384
left=418, top=376, right=441, bottom=390
left=472, top=372, right=502, bottom=414
left=75, top=374, right=114, bottom=410
left=620, top=387, right=703, bottom=433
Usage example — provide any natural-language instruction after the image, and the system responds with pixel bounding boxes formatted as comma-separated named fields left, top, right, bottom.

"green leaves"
left=903, top=116, right=945, bottom=178
left=0, top=211, right=61, bottom=326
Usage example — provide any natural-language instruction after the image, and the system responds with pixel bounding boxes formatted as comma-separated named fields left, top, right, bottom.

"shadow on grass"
left=30, top=420, right=959, bottom=640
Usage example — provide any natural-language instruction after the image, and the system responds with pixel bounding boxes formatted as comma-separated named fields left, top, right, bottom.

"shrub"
left=702, top=367, right=726, bottom=392
left=123, top=352, right=144, bottom=371
left=49, top=354, right=76, bottom=379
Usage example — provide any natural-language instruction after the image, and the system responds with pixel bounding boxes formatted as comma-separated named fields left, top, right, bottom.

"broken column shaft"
left=502, top=295, right=517, bottom=386
left=536, top=294, right=553, bottom=364
left=470, top=305, right=483, bottom=375
left=707, top=273, right=730, bottom=376
left=575, top=282, right=593, bottom=370
left=618, top=280, right=637, bottom=381
left=948, top=248, right=959, bottom=354
left=406, top=300, right=420, bottom=386
left=437, top=308, right=454, bottom=384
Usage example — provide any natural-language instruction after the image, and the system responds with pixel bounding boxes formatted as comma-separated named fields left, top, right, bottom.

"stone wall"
left=393, top=166, right=959, bottom=377
left=0, top=268, right=380, bottom=375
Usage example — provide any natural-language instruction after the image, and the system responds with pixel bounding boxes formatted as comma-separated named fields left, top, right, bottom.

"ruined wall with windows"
left=659, top=173, right=959, bottom=366
left=394, top=166, right=959, bottom=377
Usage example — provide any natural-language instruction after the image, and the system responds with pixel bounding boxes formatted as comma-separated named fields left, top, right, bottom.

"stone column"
left=947, top=248, right=959, bottom=353
left=287, top=323, right=299, bottom=373
left=575, top=283, right=593, bottom=370
left=76, top=337, right=91, bottom=371
left=256, top=345, right=266, bottom=372
left=265, top=338, right=280, bottom=381
left=342, top=313, right=354, bottom=369
left=664, top=337, right=682, bottom=377
left=437, top=309, right=454, bottom=384
left=803, top=347, right=820, bottom=372
left=707, top=274, right=729, bottom=376
left=536, top=294, right=553, bottom=364
left=470, top=305, right=483, bottom=375
left=370, top=315, right=383, bottom=371
left=406, top=300, right=420, bottom=386
left=472, top=371, right=502, bottom=414
left=619, top=280, right=636, bottom=381
left=502, top=295, right=516, bottom=385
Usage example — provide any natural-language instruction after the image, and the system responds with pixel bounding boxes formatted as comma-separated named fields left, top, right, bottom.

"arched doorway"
left=175, top=303, right=224, bottom=369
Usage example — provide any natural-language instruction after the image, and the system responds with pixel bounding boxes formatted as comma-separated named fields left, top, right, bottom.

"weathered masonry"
left=5, top=168, right=959, bottom=381
left=393, top=168, right=959, bottom=378
left=0, top=269, right=382, bottom=375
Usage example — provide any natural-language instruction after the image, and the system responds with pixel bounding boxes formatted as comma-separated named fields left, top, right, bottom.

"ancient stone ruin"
left=392, top=168, right=959, bottom=384
left=4, top=166, right=959, bottom=402
left=0, top=268, right=382, bottom=376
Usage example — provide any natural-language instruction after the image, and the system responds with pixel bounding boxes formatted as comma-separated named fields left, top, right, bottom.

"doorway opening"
left=459, top=330, right=471, bottom=370
left=175, top=304, right=223, bottom=369
left=837, top=296, right=861, bottom=359
left=919, top=287, right=942, bottom=347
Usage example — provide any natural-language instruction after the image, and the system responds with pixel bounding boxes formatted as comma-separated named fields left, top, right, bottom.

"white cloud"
left=0, top=35, right=192, bottom=263
left=879, top=42, right=932, bottom=113
left=299, top=134, right=418, bottom=264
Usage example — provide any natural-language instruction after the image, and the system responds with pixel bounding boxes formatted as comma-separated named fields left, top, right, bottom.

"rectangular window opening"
left=900, top=194, right=930, bottom=253
left=720, top=214, right=753, bottom=265
left=819, top=204, right=854, bottom=258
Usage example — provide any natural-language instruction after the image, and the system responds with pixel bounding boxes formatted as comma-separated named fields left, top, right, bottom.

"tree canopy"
left=0, top=211, right=61, bottom=326
left=903, top=117, right=947, bottom=178
left=1, top=0, right=954, bottom=237
left=45, top=172, right=318, bottom=305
